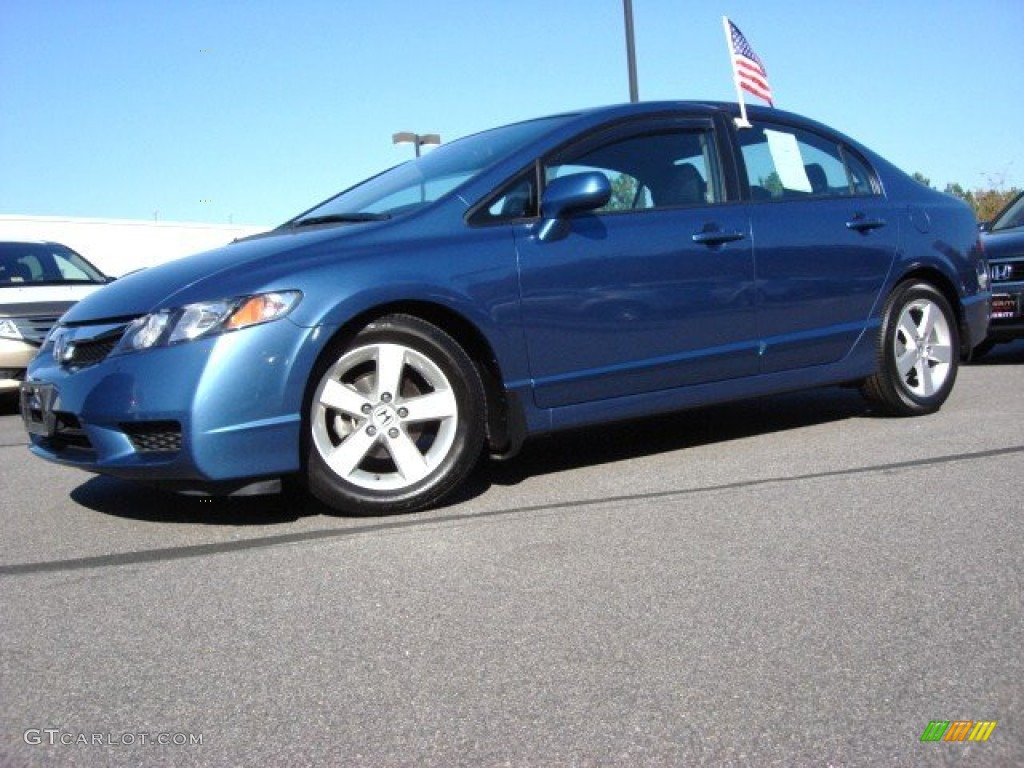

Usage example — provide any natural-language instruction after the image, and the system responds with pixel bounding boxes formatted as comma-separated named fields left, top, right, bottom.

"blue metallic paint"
left=24, top=101, right=990, bottom=491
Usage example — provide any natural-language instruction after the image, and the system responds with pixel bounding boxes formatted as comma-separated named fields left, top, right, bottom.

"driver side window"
left=545, top=128, right=720, bottom=213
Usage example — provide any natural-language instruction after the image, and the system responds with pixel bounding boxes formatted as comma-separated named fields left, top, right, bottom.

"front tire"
left=861, top=282, right=959, bottom=416
left=305, top=314, right=486, bottom=515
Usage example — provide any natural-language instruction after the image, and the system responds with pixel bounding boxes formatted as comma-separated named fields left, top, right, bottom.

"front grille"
left=52, top=322, right=129, bottom=368
left=990, top=260, right=1024, bottom=283
left=121, top=421, right=183, bottom=453
left=10, top=315, right=61, bottom=345
left=67, top=336, right=121, bottom=366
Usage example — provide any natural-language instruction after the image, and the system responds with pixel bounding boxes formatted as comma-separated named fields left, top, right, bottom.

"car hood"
left=59, top=225, right=374, bottom=324
left=0, top=283, right=104, bottom=313
left=982, top=228, right=1024, bottom=261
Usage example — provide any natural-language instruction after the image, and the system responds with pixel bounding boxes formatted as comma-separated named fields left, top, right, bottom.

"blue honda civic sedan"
left=21, top=102, right=990, bottom=515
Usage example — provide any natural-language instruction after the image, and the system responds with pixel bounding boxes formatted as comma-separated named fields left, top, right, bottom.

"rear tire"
left=304, top=314, right=486, bottom=515
left=861, top=282, right=959, bottom=416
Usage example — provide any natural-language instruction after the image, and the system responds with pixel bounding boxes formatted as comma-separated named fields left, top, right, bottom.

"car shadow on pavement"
left=70, top=476, right=326, bottom=525
left=69, top=384, right=876, bottom=522
left=0, top=391, right=20, bottom=416
left=479, top=341, right=1024, bottom=491
left=968, top=339, right=1024, bottom=366
left=469, top=384, right=874, bottom=492
left=64, top=346, right=1021, bottom=522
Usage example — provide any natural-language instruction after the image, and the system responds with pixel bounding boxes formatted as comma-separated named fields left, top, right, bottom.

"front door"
left=514, top=119, right=759, bottom=409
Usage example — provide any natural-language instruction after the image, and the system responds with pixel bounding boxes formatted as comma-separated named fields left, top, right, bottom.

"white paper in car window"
left=764, top=129, right=811, bottom=193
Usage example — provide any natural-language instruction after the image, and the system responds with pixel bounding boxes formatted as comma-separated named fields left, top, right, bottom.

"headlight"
left=114, top=290, right=302, bottom=354
left=977, top=259, right=990, bottom=291
left=0, top=318, right=24, bottom=341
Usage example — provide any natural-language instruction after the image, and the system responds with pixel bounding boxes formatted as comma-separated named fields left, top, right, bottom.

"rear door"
left=736, top=121, right=898, bottom=373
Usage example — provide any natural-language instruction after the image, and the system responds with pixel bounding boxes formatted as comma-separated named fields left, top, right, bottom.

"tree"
left=608, top=173, right=640, bottom=211
left=914, top=172, right=1020, bottom=222
left=943, top=182, right=976, bottom=212
left=760, top=171, right=783, bottom=196
left=974, top=187, right=1020, bottom=223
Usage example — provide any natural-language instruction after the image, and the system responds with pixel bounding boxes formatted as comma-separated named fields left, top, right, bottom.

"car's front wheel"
left=861, top=281, right=960, bottom=416
left=305, top=314, right=486, bottom=515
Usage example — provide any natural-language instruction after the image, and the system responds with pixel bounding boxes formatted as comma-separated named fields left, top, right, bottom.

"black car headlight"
left=114, top=290, right=302, bottom=354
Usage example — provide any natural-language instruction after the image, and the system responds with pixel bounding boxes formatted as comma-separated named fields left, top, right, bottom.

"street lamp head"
left=393, top=131, right=442, bottom=158
left=392, top=132, right=441, bottom=146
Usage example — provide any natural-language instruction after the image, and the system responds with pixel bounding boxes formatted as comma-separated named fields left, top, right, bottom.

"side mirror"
left=536, top=172, right=611, bottom=241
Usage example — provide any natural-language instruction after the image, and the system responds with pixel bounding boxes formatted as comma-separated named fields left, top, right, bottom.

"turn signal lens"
left=225, top=291, right=301, bottom=331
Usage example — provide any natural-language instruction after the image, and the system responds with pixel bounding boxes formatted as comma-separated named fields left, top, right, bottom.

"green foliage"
left=914, top=172, right=1019, bottom=222
left=608, top=173, right=639, bottom=211
left=974, top=187, right=1020, bottom=223
left=760, top=172, right=783, bottom=196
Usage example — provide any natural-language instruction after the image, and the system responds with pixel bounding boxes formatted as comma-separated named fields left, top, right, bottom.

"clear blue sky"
left=2, top=0, right=1022, bottom=226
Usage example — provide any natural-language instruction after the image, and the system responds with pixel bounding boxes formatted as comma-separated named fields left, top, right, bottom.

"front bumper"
left=22, top=318, right=323, bottom=487
left=961, top=291, right=992, bottom=350
left=986, top=282, right=1024, bottom=341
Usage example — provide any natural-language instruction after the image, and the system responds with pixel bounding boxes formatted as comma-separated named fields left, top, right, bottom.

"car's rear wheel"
left=861, top=281, right=959, bottom=415
left=305, top=314, right=485, bottom=515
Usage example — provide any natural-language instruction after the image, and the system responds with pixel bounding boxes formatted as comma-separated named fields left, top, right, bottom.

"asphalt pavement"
left=1, top=342, right=1022, bottom=767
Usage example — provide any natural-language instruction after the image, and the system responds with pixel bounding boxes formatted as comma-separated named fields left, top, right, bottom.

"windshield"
left=991, top=192, right=1024, bottom=232
left=0, top=242, right=106, bottom=285
left=288, top=115, right=571, bottom=226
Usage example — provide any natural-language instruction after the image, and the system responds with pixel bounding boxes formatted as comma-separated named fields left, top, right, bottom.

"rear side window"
left=739, top=124, right=874, bottom=200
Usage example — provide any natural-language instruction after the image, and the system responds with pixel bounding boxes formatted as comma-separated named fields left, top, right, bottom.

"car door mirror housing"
left=541, top=172, right=611, bottom=219
left=536, top=172, right=611, bottom=241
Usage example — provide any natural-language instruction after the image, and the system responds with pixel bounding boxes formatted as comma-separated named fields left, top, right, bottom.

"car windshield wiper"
left=289, top=212, right=391, bottom=228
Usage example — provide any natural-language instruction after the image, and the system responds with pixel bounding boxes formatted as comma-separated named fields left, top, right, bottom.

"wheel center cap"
left=372, top=404, right=397, bottom=428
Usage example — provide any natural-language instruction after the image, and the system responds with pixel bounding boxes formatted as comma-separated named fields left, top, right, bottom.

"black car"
left=978, top=191, right=1024, bottom=355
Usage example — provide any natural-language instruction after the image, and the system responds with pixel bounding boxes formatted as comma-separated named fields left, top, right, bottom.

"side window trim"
left=466, top=162, right=541, bottom=227
left=838, top=143, right=881, bottom=196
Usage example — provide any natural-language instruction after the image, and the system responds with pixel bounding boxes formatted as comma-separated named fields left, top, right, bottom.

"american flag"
left=728, top=20, right=773, bottom=106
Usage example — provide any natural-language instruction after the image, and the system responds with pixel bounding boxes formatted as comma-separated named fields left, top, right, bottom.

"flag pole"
left=722, top=16, right=752, bottom=129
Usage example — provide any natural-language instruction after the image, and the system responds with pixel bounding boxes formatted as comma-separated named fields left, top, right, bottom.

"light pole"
left=623, top=0, right=639, bottom=102
left=392, top=131, right=441, bottom=158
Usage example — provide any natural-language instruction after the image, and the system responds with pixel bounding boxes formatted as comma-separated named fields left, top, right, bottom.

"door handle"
left=692, top=229, right=745, bottom=246
left=845, top=215, right=887, bottom=232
